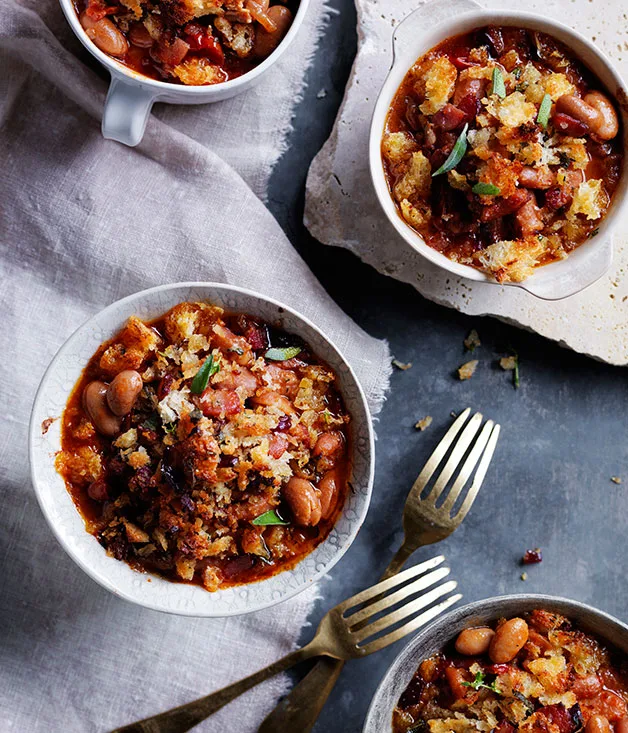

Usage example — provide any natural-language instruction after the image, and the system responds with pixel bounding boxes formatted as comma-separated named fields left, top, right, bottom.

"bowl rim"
left=28, top=281, right=375, bottom=617
left=368, top=3, right=628, bottom=297
left=363, top=593, right=628, bottom=733
left=58, top=0, right=311, bottom=95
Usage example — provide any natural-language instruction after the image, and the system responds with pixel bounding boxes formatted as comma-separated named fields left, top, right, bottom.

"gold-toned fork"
left=259, top=407, right=501, bottom=733
left=110, top=557, right=461, bottom=733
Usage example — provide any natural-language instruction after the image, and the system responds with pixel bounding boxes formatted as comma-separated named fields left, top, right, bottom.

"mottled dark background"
left=267, top=1, right=628, bottom=730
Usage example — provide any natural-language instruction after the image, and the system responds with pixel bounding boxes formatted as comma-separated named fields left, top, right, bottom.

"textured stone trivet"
left=305, top=0, right=628, bottom=365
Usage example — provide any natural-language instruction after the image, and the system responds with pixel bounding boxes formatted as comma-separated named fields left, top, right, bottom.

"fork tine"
left=440, top=419, right=494, bottom=515
left=408, top=408, right=472, bottom=498
left=353, top=579, right=458, bottom=644
left=336, top=556, right=445, bottom=614
left=454, top=423, right=500, bottom=520
left=425, top=412, right=483, bottom=505
left=345, top=566, right=451, bottom=628
left=359, top=591, right=463, bottom=655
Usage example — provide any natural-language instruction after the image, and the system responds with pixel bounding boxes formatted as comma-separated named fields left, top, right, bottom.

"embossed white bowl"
left=29, top=282, right=374, bottom=617
left=363, top=595, right=628, bottom=733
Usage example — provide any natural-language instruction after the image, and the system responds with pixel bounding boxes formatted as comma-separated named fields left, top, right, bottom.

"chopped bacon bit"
left=480, top=190, right=531, bottom=222
left=85, top=0, right=118, bottom=21
left=268, top=433, right=289, bottom=459
left=198, top=388, right=242, bottom=417
left=538, top=704, right=575, bottom=733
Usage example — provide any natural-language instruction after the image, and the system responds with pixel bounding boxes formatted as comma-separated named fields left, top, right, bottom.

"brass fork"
left=110, top=558, right=461, bottom=733
left=259, top=407, right=500, bottom=733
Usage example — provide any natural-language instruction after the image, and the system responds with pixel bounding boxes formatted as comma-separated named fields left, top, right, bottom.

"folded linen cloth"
left=0, top=2, right=390, bottom=731
left=305, top=0, right=628, bottom=365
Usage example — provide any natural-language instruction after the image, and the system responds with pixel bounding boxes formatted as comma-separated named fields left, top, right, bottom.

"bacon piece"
left=516, top=197, right=544, bottom=237
left=432, top=104, right=468, bottom=131
left=198, top=388, right=242, bottom=417
left=480, top=190, right=531, bottom=222
left=150, top=37, right=190, bottom=66
left=538, top=704, right=575, bottom=733
left=268, top=433, right=288, bottom=459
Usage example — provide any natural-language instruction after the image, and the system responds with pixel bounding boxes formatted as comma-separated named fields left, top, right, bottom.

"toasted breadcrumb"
left=500, top=356, right=517, bottom=370
left=611, top=476, right=622, bottom=484
left=464, top=329, right=481, bottom=352
left=414, top=416, right=433, bottom=431
left=458, top=360, right=478, bottom=380
left=392, top=359, right=413, bottom=371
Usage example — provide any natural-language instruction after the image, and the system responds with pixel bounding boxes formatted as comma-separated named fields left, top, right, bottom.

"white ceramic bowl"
left=369, top=0, right=628, bottom=300
left=29, top=282, right=374, bottom=617
left=59, top=0, right=311, bottom=146
left=364, top=594, right=628, bottom=733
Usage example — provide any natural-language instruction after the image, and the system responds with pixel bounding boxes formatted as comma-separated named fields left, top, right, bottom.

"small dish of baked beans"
left=381, top=26, right=623, bottom=283
left=74, top=0, right=299, bottom=85
left=393, top=609, right=628, bottom=733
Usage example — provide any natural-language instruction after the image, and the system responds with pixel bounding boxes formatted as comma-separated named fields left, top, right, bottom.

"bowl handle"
left=392, top=0, right=482, bottom=60
left=518, top=237, right=613, bottom=301
left=102, top=77, right=157, bottom=147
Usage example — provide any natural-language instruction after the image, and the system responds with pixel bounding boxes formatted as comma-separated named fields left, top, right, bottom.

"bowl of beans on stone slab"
left=364, top=594, right=628, bottom=733
left=370, top=0, right=628, bottom=300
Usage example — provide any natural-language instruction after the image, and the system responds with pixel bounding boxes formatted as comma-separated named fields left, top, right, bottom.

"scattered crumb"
left=450, top=411, right=457, bottom=418
left=611, top=476, right=622, bottom=484
left=522, top=548, right=543, bottom=564
left=415, top=416, right=433, bottom=431
left=316, top=88, right=327, bottom=99
left=392, top=358, right=412, bottom=371
left=41, top=417, right=57, bottom=435
left=500, top=356, right=517, bottom=371
left=458, top=360, right=478, bottom=380
left=521, top=572, right=528, bottom=581
left=500, top=351, right=520, bottom=389
left=464, top=329, right=481, bottom=351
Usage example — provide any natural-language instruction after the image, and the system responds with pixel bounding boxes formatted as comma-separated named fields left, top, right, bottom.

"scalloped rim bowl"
left=29, top=282, right=375, bottom=617
left=363, top=594, right=628, bottom=733
left=369, top=0, right=628, bottom=300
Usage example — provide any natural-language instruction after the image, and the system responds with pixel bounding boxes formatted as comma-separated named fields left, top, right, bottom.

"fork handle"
left=258, top=540, right=416, bottom=733
left=110, top=645, right=318, bottom=733
left=258, top=656, right=344, bottom=733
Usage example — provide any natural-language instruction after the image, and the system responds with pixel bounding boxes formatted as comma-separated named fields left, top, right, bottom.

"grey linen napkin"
left=0, top=1, right=391, bottom=730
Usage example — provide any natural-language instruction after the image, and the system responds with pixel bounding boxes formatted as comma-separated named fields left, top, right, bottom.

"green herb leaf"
left=164, top=422, right=177, bottom=434
left=190, top=354, right=220, bottom=394
left=512, top=66, right=523, bottom=79
left=491, top=67, right=506, bottom=98
left=432, top=123, right=469, bottom=177
left=252, top=509, right=289, bottom=526
left=589, top=227, right=600, bottom=238
left=472, top=182, right=501, bottom=196
left=265, top=346, right=302, bottom=361
left=462, top=670, right=501, bottom=694
left=537, top=93, right=552, bottom=128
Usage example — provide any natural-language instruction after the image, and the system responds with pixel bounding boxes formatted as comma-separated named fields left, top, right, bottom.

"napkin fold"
left=0, top=1, right=391, bottom=730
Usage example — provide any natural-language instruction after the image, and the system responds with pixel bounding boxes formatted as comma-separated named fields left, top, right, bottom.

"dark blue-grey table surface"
left=268, top=1, right=628, bottom=730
